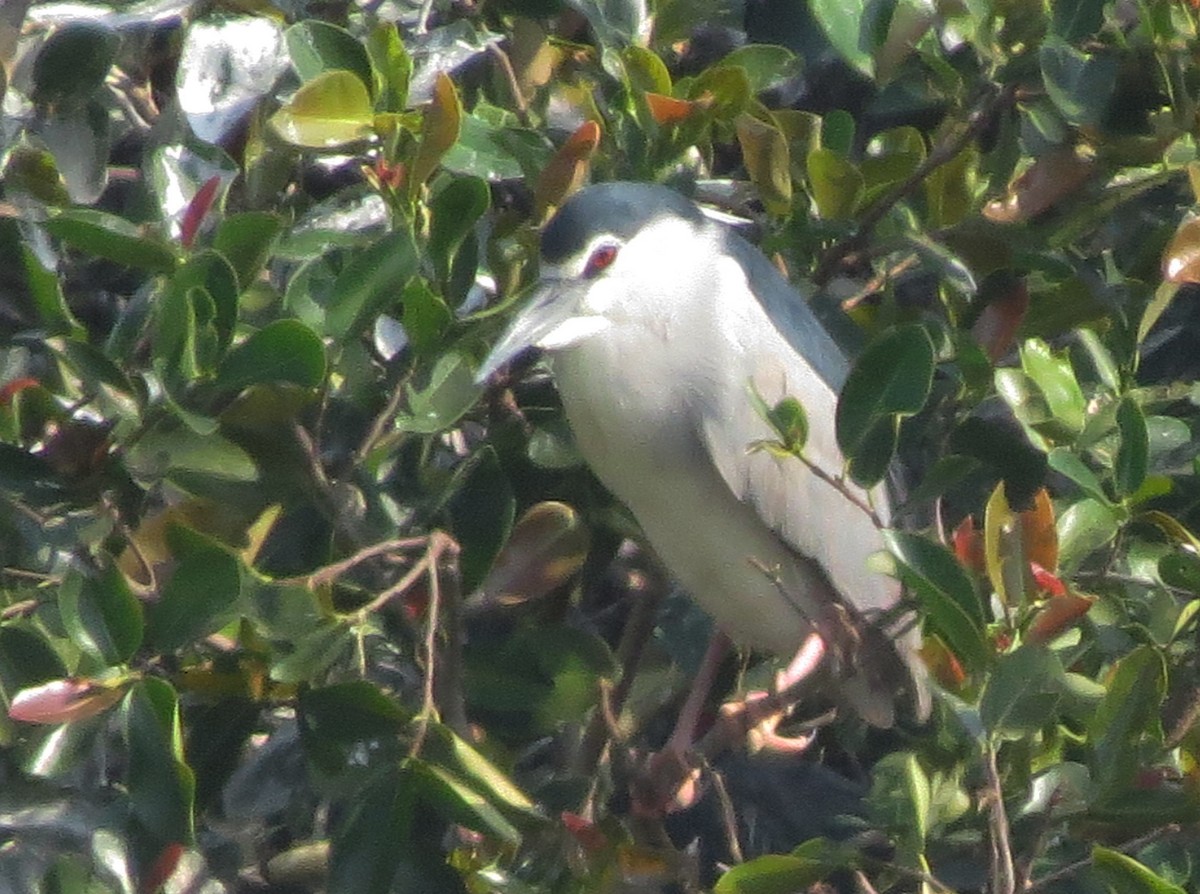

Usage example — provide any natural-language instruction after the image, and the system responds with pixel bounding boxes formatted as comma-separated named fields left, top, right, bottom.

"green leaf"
left=270, top=70, right=374, bottom=149
left=885, top=531, right=989, bottom=674
left=1052, top=0, right=1106, bottom=42
left=429, top=176, right=490, bottom=286
left=1040, top=38, right=1117, bottom=129
left=836, top=324, right=935, bottom=486
left=1092, top=846, right=1188, bottom=894
left=122, top=679, right=195, bottom=845
left=1088, top=646, right=1166, bottom=798
left=396, top=352, right=481, bottom=435
left=59, top=561, right=143, bottom=666
left=217, top=320, right=326, bottom=392
left=446, top=446, right=515, bottom=593
left=212, top=212, right=283, bottom=290
left=421, top=723, right=540, bottom=818
left=806, top=147, right=864, bottom=220
left=809, top=0, right=874, bottom=76
left=1056, top=497, right=1120, bottom=573
left=126, top=426, right=258, bottom=485
left=737, top=113, right=793, bottom=216
left=1047, top=447, right=1110, bottom=504
left=366, top=22, right=412, bottom=112
left=1115, top=396, right=1149, bottom=498
left=869, top=752, right=931, bottom=854
left=413, top=760, right=523, bottom=845
left=32, top=21, right=120, bottom=104
left=980, top=644, right=1066, bottom=740
left=285, top=21, right=374, bottom=94
left=1020, top=338, right=1086, bottom=433
left=327, top=228, right=420, bottom=338
left=721, top=44, right=799, bottom=93
left=299, top=681, right=407, bottom=775
left=44, top=209, right=177, bottom=273
left=714, top=852, right=834, bottom=894
left=146, top=526, right=243, bottom=652
left=397, top=279, right=454, bottom=355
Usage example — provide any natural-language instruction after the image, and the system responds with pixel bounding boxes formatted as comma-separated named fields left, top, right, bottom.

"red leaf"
left=952, top=516, right=986, bottom=573
left=1026, top=591, right=1095, bottom=644
left=971, top=278, right=1029, bottom=362
left=180, top=176, right=221, bottom=249
left=1030, top=562, right=1067, bottom=597
left=9, top=677, right=125, bottom=724
left=644, top=92, right=698, bottom=125
left=141, top=842, right=184, bottom=894
left=0, top=376, right=40, bottom=406
left=561, top=811, right=608, bottom=854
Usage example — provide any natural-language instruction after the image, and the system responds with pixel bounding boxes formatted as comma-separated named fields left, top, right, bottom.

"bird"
left=476, top=181, right=929, bottom=730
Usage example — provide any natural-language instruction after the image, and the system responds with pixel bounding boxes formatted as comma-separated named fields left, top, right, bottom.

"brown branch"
left=1025, top=824, right=1183, bottom=893
left=279, top=536, right=430, bottom=590
left=573, top=551, right=668, bottom=777
left=984, top=744, right=1016, bottom=894
left=487, top=43, right=532, bottom=128
left=354, top=375, right=412, bottom=468
left=812, top=84, right=1016, bottom=286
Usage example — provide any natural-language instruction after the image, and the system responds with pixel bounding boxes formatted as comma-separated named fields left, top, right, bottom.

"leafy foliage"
left=2, top=0, right=1200, bottom=892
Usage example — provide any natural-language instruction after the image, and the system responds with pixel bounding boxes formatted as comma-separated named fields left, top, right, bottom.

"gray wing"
left=696, top=227, right=930, bottom=721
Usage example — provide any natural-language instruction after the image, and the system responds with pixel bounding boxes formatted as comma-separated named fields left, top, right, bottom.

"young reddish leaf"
left=1020, top=488, right=1059, bottom=572
left=140, top=842, right=184, bottom=894
left=0, top=376, right=40, bottom=406
left=971, top=277, right=1029, bottom=362
left=644, top=92, right=697, bottom=125
left=180, top=175, right=221, bottom=249
left=952, top=516, right=986, bottom=573
left=9, top=677, right=126, bottom=724
left=409, top=71, right=463, bottom=191
left=1026, top=591, right=1095, bottom=644
left=1030, top=562, right=1067, bottom=597
left=982, top=147, right=1094, bottom=223
left=561, top=811, right=609, bottom=854
left=534, top=120, right=601, bottom=220
left=919, top=633, right=968, bottom=690
left=1162, top=217, right=1200, bottom=284
left=478, top=501, right=590, bottom=609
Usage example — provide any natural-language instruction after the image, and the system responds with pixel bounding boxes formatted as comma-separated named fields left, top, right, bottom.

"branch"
left=812, top=84, right=1016, bottom=286
left=1025, top=824, right=1183, bottom=893
left=984, top=743, right=1016, bottom=894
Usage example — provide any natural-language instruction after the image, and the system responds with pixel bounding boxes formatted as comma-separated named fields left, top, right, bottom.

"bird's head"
left=475, top=182, right=712, bottom=382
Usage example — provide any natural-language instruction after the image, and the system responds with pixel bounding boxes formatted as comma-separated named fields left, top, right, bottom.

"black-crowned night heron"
left=477, top=182, right=929, bottom=730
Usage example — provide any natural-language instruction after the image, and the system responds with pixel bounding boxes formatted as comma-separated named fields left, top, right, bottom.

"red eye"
left=583, top=244, right=619, bottom=278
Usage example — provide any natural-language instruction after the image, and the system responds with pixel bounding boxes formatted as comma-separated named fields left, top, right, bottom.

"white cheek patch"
left=538, top=314, right=613, bottom=350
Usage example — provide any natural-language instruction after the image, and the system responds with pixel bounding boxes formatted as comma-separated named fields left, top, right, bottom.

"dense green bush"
left=2, top=0, right=1200, bottom=891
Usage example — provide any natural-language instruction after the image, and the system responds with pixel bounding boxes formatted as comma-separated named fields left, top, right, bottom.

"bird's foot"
left=630, top=633, right=830, bottom=816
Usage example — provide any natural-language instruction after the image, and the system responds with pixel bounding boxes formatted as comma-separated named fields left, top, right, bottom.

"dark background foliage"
left=2, top=0, right=1200, bottom=891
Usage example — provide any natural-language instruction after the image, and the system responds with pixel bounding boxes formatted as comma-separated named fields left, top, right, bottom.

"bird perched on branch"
left=477, top=181, right=929, bottom=734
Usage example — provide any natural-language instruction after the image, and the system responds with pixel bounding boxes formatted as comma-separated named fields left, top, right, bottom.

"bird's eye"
left=583, top=244, right=619, bottom=278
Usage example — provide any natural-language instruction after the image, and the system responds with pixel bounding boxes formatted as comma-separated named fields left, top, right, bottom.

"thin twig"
left=433, top=536, right=468, bottom=737
left=707, top=766, right=745, bottom=865
left=410, top=534, right=445, bottom=758
left=1025, top=824, right=1183, bottom=893
left=861, top=859, right=958, bottom=894
left=279, top=537, right=429, bottom=589
left=812, top=84, right=1016, bottom=285
left=573, top=552, right=668, bottom=777
left=984, top=744, right=1016, bottom=894
left=354, top=377, right=411, bottom=467
left=487, top=43, right=532, bottom=128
